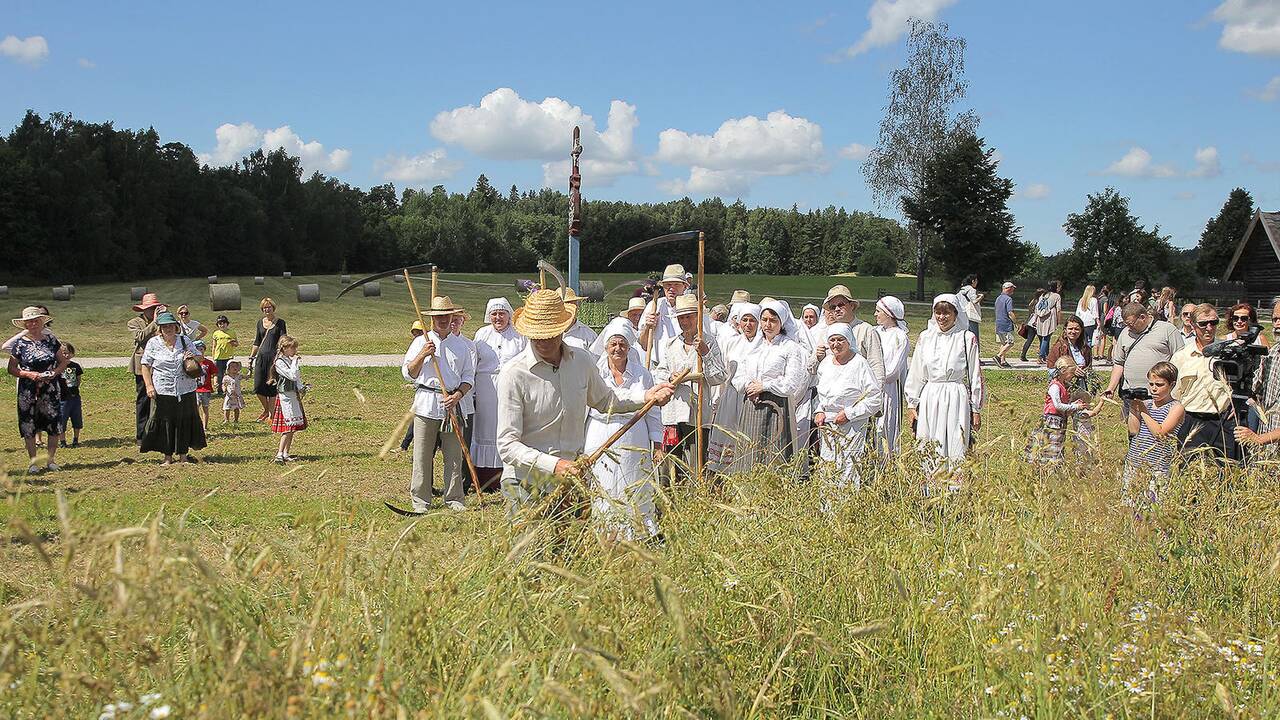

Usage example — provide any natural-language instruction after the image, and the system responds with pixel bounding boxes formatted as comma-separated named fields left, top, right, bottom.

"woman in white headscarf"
left=583, top=318, right=664, bottom=540
left=471, top=298, right=527, bottom=488
left=904, top=294, right=985, bottom=488
left=813, top=323, right=883, bottom=491
left=708, top=302, right=763, bottom=474
left=873, top=296, right=911, bottom=454
left=731, top=299, right=809, bottom=465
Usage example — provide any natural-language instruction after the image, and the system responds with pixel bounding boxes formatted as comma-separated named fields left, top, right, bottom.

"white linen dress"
left=471, top=324, right=527, bottom=468
left=875, top=324, right=910, bottom=454
left=814, top=352, right=883, bottom=488
left=583, top=356, right=663, bottom=539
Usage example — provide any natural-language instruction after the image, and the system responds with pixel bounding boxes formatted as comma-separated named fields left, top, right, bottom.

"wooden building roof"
left=1223, top=209, right=1280, bottom=282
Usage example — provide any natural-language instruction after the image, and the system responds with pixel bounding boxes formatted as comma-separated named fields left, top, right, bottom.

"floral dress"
left=10, top=335, right=65, bottom=439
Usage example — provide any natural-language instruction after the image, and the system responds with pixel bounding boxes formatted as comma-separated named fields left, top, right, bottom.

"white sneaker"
left=445, top=500, right=466, bottom=512
left=44, top=462, right=61, bottom=472
left=411, top=501, right=431, bottom=514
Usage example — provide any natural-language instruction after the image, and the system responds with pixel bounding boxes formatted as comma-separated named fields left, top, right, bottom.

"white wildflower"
left=149, top=707, right=171, bottom=720
left=722, top=576, right=739, bottom=590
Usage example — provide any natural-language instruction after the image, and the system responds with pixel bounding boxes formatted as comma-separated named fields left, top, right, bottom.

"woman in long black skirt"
left=249, top=297, right=287, bottom=422
left=140, top=311, right=206, bottom=464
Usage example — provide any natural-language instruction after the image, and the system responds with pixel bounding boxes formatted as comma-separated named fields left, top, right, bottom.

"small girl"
left=1024, top=356, right=1103, bottom=464
left=1123, top=361, right=1185, bottom=506
left=269, top=335, right=307, bottom=462
left=222, top=359, right=245, bottom=424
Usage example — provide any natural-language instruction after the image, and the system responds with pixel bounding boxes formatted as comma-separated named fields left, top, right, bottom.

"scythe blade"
left=336, top=263, right=436, bottom=298
left=537, top=259, right=568, bottom=298
left=607, top=230, right=699, bottom=267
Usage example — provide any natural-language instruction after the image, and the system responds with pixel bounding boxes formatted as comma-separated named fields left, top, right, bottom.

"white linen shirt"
left=654, top=332, right=727, bottom=426
left=141, top=335, right=199, bottom=397
left=401, top=331, right=476, bottom=420
left=497, top=343, right=647, bottom=481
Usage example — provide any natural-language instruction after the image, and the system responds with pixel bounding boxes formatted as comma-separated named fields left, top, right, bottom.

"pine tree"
left=1196, top=188, right=1254, bottom=278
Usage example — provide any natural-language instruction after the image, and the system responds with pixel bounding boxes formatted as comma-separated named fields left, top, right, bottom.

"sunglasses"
left=828, top=301, right=848, bottom=310
left=179, top=311, right=189, bottom=316
left=1182, top=312, right=1193, bottom=317
left=1195, top=319, right=1220, bottom=328
left=1230, top=315, right=1250, bottom=323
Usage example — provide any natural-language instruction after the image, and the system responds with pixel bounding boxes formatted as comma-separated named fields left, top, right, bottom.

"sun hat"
left=562, top=287, right=586, bottom=304
left=672, top=294, right=700, bottom=317
left=823, top=284, right=859, bottom=310
left=1002, top=281, right=1016, bottom=290
left=411, top=320, right=425, bottom=334
left=730, top=289, right=751, bottom=304
left=620, top=296, right=647, bottom=318
left=422, top=296, right=460, bottom=316
left=11, top=306, right=51, bottom=328
left=132, top=292, right=163, bottom=312
left=155, top=311, right=180, bottom=326
left=513, top=289, right=578, bottom=340
left=661, top=264, right=688, bottom=284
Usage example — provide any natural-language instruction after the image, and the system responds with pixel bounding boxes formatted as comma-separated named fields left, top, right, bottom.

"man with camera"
left=1234, top=296, right=1280, bottom=456
left=1105, top=302, right=1186, bottom=424
left=1170, top=304, right=1239, bottom=463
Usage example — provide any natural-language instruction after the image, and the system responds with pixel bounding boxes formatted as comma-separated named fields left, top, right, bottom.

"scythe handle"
left=580, top=368, right=692, bottom=467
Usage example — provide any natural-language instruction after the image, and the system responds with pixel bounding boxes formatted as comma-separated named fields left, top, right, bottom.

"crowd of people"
left=7, top=273, right=1277, bottom=540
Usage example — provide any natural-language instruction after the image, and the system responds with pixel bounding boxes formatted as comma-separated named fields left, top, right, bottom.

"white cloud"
left=656, top=110, right=826, bottom=197
left=376, top=149, right=462, bottom=185
left=77, top=57, right=94, bottom=69
left=430, top=88, right=639, bottom=187
left=1249, top=75, right=1280, bottom=101
left=1211, top=0, right=1280, bottom=55
left=1102, top=147, right=1177, bottom=178
left=1021, top=183, right=1050, bottom=200
left=838, top=142, right=871, bottom=161
left=833, top=0, right=957, bottom=59
left=0, top=35, right=49, bottom=65
left=1188, top=146, right=1222, bottom=178
left=197, top=122, right=351, bottom=175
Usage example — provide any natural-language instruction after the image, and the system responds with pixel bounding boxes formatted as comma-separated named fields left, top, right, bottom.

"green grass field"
left=1, top=273, right=947, bottom=358
left=1, top=367, right=1278, bottom=717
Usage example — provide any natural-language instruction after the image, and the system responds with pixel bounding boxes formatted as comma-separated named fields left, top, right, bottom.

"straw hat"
left=672, top=294, right=700, bottom=317
left=132, top=292, right=163, bottom=312
left=823, top=284, right=859, bottom=310
left=562, top=287, right=586, bottom=304
left=729, top=289, right=751, bottom=304
left=661, top=264, right=688, bottom=284
left=410, top=320, right=425, bottom=334
left=11, top=306, right=51, bottom=328
left=620, top=296, right=647, bottom=318
left=514, top=289, right=578, bottom=340
left=422, top=296, right=460, bottom=316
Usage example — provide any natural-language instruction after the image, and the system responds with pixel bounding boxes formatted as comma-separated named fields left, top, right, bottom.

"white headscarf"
left=759, top=298, right=799, bottom=341
left=802, top=303, right=820, bottom=321
left=876, top=296, right=908, bottom=332
left=485, top=297, right=514, bottom=319
left=825, top=322, right=855, bottom=350
left=592, top=316, right=638, bottom=360
left=728, top=302, right=745, bottom=329
left=928, top=293, right=970, bottom=335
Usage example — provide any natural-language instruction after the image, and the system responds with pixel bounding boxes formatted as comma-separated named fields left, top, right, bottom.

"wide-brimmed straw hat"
left=729, top=289, right=751, bottom=304
left=672, top=294, right=701, bottom=317
left=661, top=264, right=688, bottom=285
left=823, top=284, right=860, bottom=310
left=514, top=289, right=577, bottom=340
left=620, top=297, right=647, bottom=318
left=11, top=306, right=51, bottom=328
left=422, top=296, right=461, bottom=316
left=132, top=292, right=163, bottom=312
left=562, top=288, right=586, bottom=304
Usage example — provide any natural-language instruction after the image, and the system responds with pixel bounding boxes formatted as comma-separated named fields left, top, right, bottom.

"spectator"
left=1020, top=288, right=1046, bottom=362
left=1074, top=284, right=1099, bottom=350
left=1153, top=287, right=1177, bottom=323
left=209, top=315, right=239, bottom=393
left=139, top=311, right=206, bottom=465
left=194, top=341, right=217, bottom=429
left=993, top=281, right=1017, bottom=367
left=1104, top=302, right=1185, bottom=424
left=128, top=293, right=164, bottom=440
left=221, top=359, right=245, bottom=424
left=7, top=307, right=68, bottom=473
left=1032, top=280, right=1063, bottom=364
left=1170, top=304, right=1238, bottom=463
left=176, top=305, right=207, bottom=340
left=1095, top=283, right=1115, bottom=356
left=1178, top=303, right=1198, bottom=345
left=1223, top=303, right=1271, bottom=348
left=956, top=275, right=984, bottom=344
left=1023, top=356, right=1103, bottom=464
left=249, top=297, right=287, bottom=422
left=1047, top=316, right=1097, bottom=459
left=270, top=335, right=307, bottom=463
left=1124, top=362, right=1184, bottom=506
left=59, top=342, right=84, bottom=448
left=1235, top=296, right=1280, bottom=457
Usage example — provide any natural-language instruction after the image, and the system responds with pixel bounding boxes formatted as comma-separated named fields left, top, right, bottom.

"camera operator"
left=1105, top=302, right=1186, bottom=426
left=1234, top=296, right=1280, bottom=456
left=1170, top=304, right=1238, bottom=462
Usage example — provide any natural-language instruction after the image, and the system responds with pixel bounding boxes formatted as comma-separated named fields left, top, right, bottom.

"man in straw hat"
left=621, top=296, right=647, bottom=329
left=128, top=293, right=166, bottom=441
left=497, top=289, right=676, bottom=513
left=819, top=284, right=886, bottom=388
left=638, top=263, right=690, bottom=366
left=402, top=296, right=476, bottom=513
left=654, top=294, right=727, bottom=481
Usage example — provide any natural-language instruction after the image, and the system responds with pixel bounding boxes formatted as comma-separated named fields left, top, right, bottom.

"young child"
left=1124, top=361, right=1185, bottom=506
left=1024, top=356, right=1104, bottom=464
left=59, top=343, right=85, bottom=448
left=269, top=335, right=307, bottom=462
left=194, top=340, right=218, bottom=430
left=222, top=359, right=245, bottom=424
left=210, top=314, right=239, bottom=394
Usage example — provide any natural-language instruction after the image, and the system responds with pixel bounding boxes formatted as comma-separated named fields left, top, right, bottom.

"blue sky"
left=2, top=0, right=1278, bottom=254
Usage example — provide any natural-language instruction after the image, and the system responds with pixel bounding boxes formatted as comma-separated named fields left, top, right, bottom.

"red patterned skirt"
left=271, top=397, right=307, bottom=433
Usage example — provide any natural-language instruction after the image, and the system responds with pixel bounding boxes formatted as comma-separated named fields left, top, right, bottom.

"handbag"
left=1017, top=324, right=1032, bottom=340
left=180, top=337, right=202, bottom=379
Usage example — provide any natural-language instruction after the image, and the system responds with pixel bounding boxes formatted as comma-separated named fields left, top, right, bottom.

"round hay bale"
left=578, top=280, right=605, bottom=302
left=340, top=274, right=351, bottom=284
left=254, top=276, right=265, bottom=286
left=130, top=286, right=147, bottom=301
left=282, top=271, right=292, bottom=279
left=64, top=284, right=76, bottom=297
left=0, top=286, right=8, bottom=299
left=363, top=282, right=381, bottom=298
left=296, top=283, right=321, bottom=303
left=52, top=287, right=71, bottom=302
left=392, top=275, right=404, bottom=283
left=207, top=275, right=218, bottom=284
left=209, top=283, right=242, bottom=311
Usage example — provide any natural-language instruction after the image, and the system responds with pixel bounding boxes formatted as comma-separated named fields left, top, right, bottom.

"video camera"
left=1202, top=323, right=1267, bottom=400
left=1118, top=386, right=1150, bottom=402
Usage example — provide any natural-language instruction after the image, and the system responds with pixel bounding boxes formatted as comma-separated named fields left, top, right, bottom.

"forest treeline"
left=0, top=111, right=913, bottom=283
